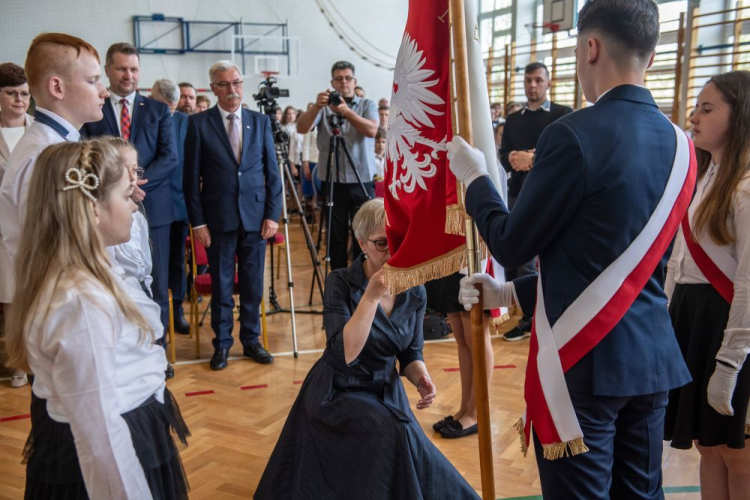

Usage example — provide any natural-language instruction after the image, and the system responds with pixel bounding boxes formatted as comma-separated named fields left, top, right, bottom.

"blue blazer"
left=467, top=85, right=691, bottom=397
left=82, top=94, right=178, bottom=228
left=170, top=111, right=189, bottom=222
left=183, top=106, right=282, bottom=233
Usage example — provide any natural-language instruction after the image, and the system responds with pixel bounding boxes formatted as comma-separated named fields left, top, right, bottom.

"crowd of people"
left=0, top=0, right=747, bottom=498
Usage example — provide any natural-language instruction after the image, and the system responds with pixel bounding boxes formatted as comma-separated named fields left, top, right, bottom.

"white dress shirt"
left=109, top=210, right=154, bottom=293
left=0, top=108, right=80, bottom=261
left=109, top=91, right=137, bottom=136
left=26, top=265, right=167, bottom=500
left=666, top=162, right=750, bottom=334
left=302, top=128, right=319, bottom=164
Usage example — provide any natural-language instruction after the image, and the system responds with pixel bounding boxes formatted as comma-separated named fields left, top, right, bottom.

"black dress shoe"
left=174, top=315, right=190, bottom=335
left=165, top=364, right=175, bottom=380
left=210, top=348, right=230, bottom=370
left=440, top=420, right=478, bottom=439
left=243, top=343, right=274, bottom=364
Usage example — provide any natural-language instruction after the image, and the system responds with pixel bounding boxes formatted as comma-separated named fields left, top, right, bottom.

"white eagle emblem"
left=387, top=33, right=447, bottom=201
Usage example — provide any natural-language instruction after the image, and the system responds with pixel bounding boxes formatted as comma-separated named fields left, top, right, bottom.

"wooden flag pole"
left=448, top=0, right=496, bottom=498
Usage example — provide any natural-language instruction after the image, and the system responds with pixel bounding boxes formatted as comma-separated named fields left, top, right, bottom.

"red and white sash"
left=680, top=189, right=737, bottom=303
left=517, top=123, right=697, bottom=460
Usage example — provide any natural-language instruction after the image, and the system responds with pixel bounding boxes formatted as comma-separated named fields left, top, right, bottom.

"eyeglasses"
left=214, top=80, right=244, bottom=90
left=368, top=238, right=389, bottom=252
left=3, top=90, right=31, bottom=99
left=129, top=166, right=144, bottom=180
left=332, top=76, right=355, bottom=83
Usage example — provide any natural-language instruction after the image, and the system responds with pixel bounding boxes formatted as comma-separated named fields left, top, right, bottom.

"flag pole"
left=448, top=0, right=496, bottom=498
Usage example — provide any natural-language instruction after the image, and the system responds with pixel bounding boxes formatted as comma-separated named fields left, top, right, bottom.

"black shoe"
left=210, top=348, right=230, bottom=370
left=165, top=364, right=175, bottom=380
left=174, top=315, right=190, bottom=335
left=243, top=343, right=274, bottom=364
left=440, top=420, right=478, bottom=438
left=503, top=317, right=532, bottom=342
left=432, top=415, right=455, bottom=432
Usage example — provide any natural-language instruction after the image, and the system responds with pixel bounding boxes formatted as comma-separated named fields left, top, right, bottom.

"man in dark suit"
left=184, top=60, right=282, bottom=370
left=151, top=78, right=191, bottom=334
left=450, top=1, right=693, bottom=498
left=82, top=43, right=177, bottom=346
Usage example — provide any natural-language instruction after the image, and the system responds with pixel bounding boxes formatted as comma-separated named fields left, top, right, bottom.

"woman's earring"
left=363, top=253, right=369, bottom=259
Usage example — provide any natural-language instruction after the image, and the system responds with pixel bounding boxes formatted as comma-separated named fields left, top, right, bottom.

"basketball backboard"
left=543, top=0, right=577, bottom=34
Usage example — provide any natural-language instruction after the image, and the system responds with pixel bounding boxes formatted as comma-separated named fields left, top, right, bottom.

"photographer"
left=297, top=61, right=379, bottom=270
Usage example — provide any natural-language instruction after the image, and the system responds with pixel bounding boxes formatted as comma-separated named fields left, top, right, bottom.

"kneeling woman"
left=5, top=141, right=189, bottom=499
left=256, top=199, right=478, bottom=499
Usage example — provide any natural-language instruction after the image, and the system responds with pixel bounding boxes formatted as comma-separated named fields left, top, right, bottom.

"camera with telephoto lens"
left=328, top=90, right=344, bottom=107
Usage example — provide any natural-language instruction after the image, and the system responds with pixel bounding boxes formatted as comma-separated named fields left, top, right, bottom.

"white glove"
left=707, top=361, right=739, bottom=416
left=446, top=136, right=488, bottom=188
left=459, top=273, right=517, bottom=311
left=707, top=328, right=750, bottom=416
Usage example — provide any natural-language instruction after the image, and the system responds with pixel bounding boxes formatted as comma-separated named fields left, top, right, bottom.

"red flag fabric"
left=383, top=0, right=469, bottom=294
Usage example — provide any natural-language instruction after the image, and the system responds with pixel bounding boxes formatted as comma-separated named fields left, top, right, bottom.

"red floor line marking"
left=293, top=380, right=304, bottom=385
left=240, top=384, right=268, bottom=391
left=494, top=365, right=517, bottom=369
left=443, top=367, right=461, bottom=372
left=185, top=390, right=215, bottom=397
left=0, top=414, right=30, bottom=423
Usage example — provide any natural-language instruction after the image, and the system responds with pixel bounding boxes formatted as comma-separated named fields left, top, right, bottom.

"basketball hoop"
left=260, top=71, right=280, bottom=79
left=524, top=22, right=562, bottom=35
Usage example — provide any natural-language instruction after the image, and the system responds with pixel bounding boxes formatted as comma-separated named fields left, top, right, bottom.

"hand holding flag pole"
left=449, top=0, right=496, bottom=498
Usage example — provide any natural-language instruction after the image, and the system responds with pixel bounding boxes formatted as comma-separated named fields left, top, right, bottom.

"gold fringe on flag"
left=445, top=204, right=466, bottom=235
left=514, top=418, right=528, bottom=457
left=514, top=418, right=590, bottom=460
left=383, top=245, right=470, bottom=296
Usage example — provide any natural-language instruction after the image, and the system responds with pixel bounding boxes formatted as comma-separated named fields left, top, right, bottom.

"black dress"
left=664, top=284, right=750, bottom=449
left=255, top=257, right=479, bottom=499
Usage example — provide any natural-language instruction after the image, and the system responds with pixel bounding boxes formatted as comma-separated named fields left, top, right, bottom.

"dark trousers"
left=168, top=220, right=189, bottom=318
left=149, top=224, right=171, bottom=344
left=205, top=229, right=266, bottom=351
left=322, top=181, right=374, bottom=270
left=534, top=390, right=669, bottom=500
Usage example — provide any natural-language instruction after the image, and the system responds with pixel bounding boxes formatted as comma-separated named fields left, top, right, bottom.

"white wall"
left=0, top=0, right=408, bottom=110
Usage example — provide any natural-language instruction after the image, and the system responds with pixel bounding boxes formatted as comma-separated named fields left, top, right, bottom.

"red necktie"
left=120, top=98, right=131, bottom=141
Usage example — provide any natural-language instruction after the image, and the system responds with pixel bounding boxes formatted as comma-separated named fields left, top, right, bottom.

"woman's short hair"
left=352, top=198, right=386, bottom=241
left=0, top=63, right=27, bottom=88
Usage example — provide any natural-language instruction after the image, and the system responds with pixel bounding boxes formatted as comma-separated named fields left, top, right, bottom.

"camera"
left=252, top=77, right=290, bottom=145
left=328, top=90, right=344, bottom=107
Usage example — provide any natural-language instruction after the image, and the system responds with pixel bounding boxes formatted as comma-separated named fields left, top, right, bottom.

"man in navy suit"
left=81, top=43, right=177, bottom=347
left=450, top=1, right=692, bottom=498
left=184, top=60, right=282, bottom=370
left=151, top=78, right=191, bottom=334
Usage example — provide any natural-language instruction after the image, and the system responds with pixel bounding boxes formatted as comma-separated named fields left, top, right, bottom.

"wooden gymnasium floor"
left=0, top=218, right=701, bottom=499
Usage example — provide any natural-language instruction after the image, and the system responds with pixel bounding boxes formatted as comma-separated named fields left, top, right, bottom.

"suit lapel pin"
left=246, top=125, right=250, bottom=129
left=139, top=102, right=144, bottom=106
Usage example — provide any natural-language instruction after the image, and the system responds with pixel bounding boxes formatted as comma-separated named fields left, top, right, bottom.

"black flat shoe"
left=174, top=315, right=190, bottom=335
left=432, top=415, right=455, bottom=432
left=165, top=364, right=175, bottom=380
left=440, top=420, right=478, bottom=439
left=210, top=348, right=230, bottom=370
left=243, top=343, right=274, bottom=364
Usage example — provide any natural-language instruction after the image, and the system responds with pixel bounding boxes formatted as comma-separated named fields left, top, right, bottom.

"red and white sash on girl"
left=516, top=123, right=698, bottom=460
left=680, top=198, right=737, bottom=304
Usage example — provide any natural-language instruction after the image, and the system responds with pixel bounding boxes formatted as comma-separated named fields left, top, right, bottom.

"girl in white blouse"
left=664, top=70, right=750, bottom=499
left=5, top=139, right=189, bottom=500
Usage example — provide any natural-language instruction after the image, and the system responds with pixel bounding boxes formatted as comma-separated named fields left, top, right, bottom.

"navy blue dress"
left=255, top=256, right=479, bottom=499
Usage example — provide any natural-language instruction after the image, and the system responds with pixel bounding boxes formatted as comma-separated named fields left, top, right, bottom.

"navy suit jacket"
left=183, top=106, right=282, bottom=233
left=82, top=94, right=178, bottom=228
left=170, top=111, right=189, bottom=222
left=466, top=85, right=691, bottom=397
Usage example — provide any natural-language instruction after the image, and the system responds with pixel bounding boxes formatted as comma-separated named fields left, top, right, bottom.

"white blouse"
left=666, top=163, right=750, bottom=333
left=26, top=266, right=167, bottom=499
left=109, top=211, right=153, bottom=293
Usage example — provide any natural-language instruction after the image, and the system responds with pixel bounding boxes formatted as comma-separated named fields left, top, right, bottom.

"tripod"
left=311, top=113, right=372, bottom=297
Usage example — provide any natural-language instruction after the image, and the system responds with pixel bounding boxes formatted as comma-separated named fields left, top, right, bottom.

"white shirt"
left=26, top=266, right=166, bottom=500
left=109, top=211, right=153, bottom=292
left=217, top=104, right=243, bottom=146
left=302, top=127, right=319, bottom=164
left=1, top=126, right=25, bottom=153
left=666, top=162, right=750, bottom=333
left=0, top=108, right=80, bottom=260
left=109, top=91, right=136, bottom=136
left=282, top=123, right=302, bottom=165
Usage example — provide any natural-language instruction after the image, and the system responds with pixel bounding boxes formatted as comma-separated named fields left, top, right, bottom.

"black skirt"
left=424, top=272, right=464, bottom=315
left=664, top=284, right=750, bottom=449
left=24, top=387, right=190, bottom=499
